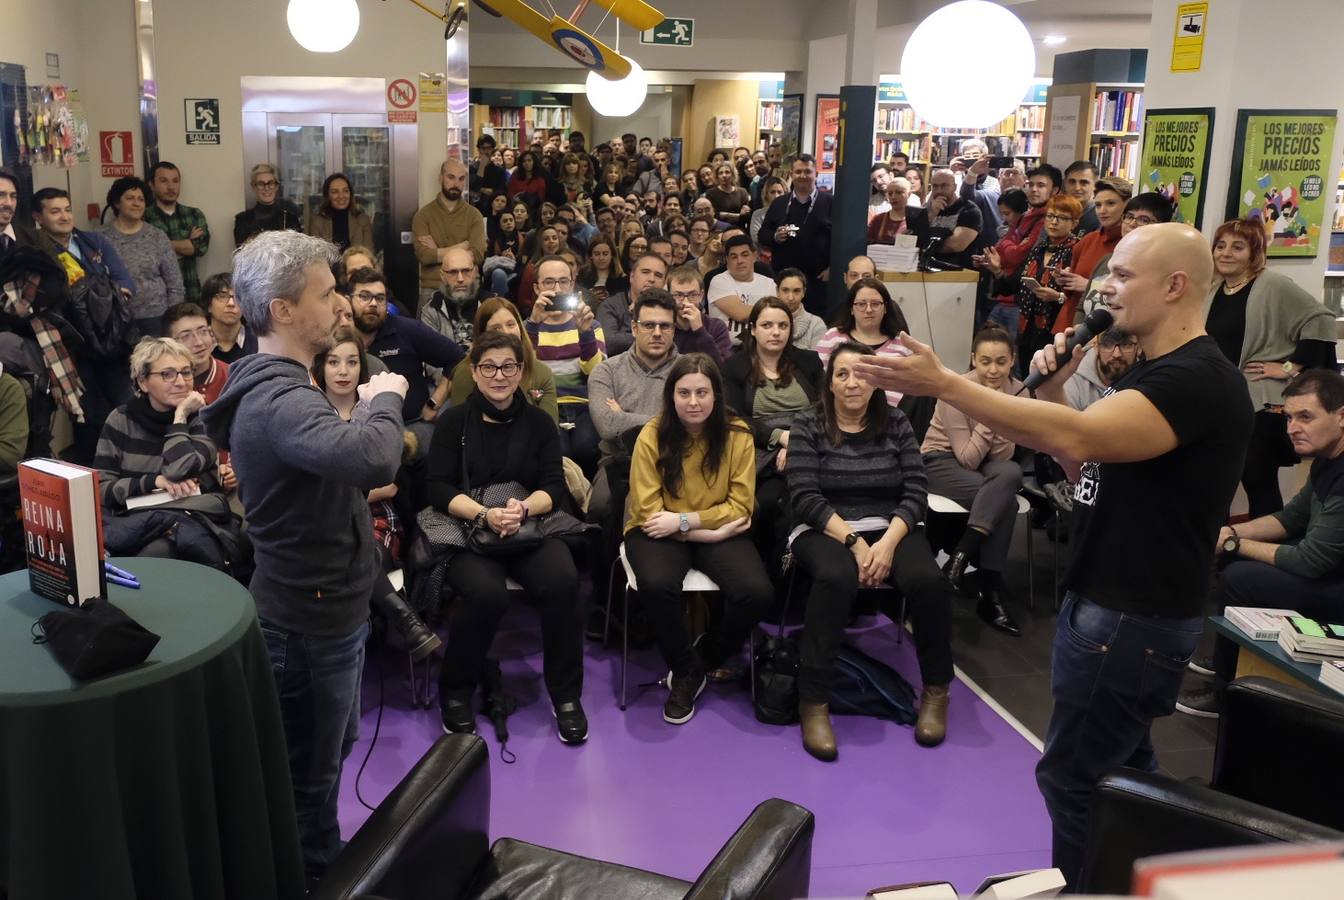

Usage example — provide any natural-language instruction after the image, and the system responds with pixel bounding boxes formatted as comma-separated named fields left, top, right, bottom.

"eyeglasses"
left=539, top=277, right=574, bottom=290
left=635, top=320, right=675, bottom=332
left=1122, top=213, right=1158, bottom=226
left=671, top=290, right=703, bottom=302
left=354, top=290, right=387, bottom=304
left=1043, top=213, right=1076, bottom=223
left=150, top=368, right=194, bottom=383
left=253, top=180, right=279, bottom=189
left=441, top=267, right=475, bottom=279
left=211, top=291, right=236, bottom=304
left=852, top=301, right=886, bottom=311
left=173, top=326, right=215, bottom=343
left=474, top=361, right=521, bottom=378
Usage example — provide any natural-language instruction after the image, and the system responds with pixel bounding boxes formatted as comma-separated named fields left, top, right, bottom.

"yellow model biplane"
left=466, top=0, right=663, bottom=79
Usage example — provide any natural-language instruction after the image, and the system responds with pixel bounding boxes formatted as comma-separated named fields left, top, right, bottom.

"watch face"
left=1223, top=537, right=1238, bottom=552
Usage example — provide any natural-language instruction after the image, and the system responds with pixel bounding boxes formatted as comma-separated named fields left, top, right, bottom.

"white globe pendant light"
left=586, top=60, right=648, bottom=118
left=900, top=1, right=1035, bottom=129
left=287, top=0, right=361, bottom=53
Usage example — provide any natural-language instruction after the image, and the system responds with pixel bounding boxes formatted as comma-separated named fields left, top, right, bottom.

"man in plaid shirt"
left=145, top=161, right=210, bottom=301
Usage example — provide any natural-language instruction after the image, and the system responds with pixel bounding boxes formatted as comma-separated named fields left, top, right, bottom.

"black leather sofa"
left=311, top=734, right=815, bottom=900
left=1079, top=676, right=1344, bottom=894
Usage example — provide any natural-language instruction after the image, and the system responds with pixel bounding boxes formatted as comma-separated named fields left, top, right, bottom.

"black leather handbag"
left=32, top=597, right=161, bottom=679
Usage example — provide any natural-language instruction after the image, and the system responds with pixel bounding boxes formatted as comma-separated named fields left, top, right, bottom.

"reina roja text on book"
left=19, top=459, right=106, bottom=606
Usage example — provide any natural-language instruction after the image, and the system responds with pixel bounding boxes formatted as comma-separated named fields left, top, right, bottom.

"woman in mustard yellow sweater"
left=625, top=352, right=772, bottom=726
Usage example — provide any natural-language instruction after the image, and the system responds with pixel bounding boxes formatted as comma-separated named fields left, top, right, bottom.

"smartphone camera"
left=553, top=292, right=583, bottom=313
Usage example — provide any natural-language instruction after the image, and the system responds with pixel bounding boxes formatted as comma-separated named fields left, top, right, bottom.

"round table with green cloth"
left=0, top=557, right=306, bottom=900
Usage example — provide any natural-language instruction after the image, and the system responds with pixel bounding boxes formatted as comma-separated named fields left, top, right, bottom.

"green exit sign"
left=641, top=17, right=694, bottom=47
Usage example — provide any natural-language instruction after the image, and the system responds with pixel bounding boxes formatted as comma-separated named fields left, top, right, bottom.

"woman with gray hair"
left=94, top=336, right=229, bottom=564
left=233, top=163, right=304, bottom=247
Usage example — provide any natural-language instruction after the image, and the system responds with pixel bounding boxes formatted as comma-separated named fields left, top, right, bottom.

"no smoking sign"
left=386, top=78, right=418, bottom=123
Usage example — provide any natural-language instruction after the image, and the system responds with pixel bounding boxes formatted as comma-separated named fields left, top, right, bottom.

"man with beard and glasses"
left=412, top=159, right=486, bottom=312
left=347, top=266, right=464, bottom=454
left=420, top=247, right=483, bottom=346
left=201, top=231, right=409, bottom=883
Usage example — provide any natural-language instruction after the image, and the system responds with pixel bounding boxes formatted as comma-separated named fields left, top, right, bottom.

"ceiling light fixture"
left=901, top=1, right=1036, bottom=129
left=1042, top=34, right=1067, bottom=46
left=287, top=0, right=361, bottom=53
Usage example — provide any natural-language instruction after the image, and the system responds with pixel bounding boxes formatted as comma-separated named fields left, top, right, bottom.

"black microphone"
left=1022, top=306, right=1114, bottom=392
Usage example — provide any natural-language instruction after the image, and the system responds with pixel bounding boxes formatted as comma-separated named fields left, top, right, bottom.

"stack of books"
left=1321, top=659, right=1344, bottom=693
left=1277, top=615, right=1344, bottom=663
left=1226, top=606, right=1300, bottom=640
left=869, top=240, right=919, bottom=273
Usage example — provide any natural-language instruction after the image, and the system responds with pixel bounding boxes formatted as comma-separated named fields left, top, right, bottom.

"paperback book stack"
left=1226, top=606, right=1299, bottom=640
left=1321, top=660, right=1344, bottom=694
left=868, top=240, right=919, bottom=273
left=1277, top=615, right=1344, bottom=664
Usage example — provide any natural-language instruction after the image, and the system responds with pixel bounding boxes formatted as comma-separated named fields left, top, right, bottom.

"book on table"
left=124, top=484, right=200, bottom=510
left=866, top=882, right=957, bottom=899
left=1321, top=660, right=1344, bottom=693
left=971, top=868, right=1065, bottom=898
left=1225, top=606, right=1301, bottom=641
left=18, top=458, right=106, bottom=606
left=1132, top=840, right=1344, bottom=899
left=1277, top=615, right=1344, bottom=661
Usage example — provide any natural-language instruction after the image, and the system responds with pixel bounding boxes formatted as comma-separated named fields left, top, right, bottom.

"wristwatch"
left=1222, top=527, right=1241, bottom=555
left=1282, top=361, right=1297, bottom=378
left=844, top=532, right=859, bottom=548
left=425, top=397, right=439, bottom=410
left=678, top=513, right=691, bottom=534
left=473, top=509, right=490, bottom=529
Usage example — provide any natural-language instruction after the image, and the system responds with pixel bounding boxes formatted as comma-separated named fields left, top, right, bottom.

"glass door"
left=337, top=116, right=391, bottom=252
left=270, top=115, right=329, bottom=227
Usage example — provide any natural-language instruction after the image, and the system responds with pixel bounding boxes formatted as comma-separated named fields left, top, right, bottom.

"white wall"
left=1145, top=0, right=1344, bottom=297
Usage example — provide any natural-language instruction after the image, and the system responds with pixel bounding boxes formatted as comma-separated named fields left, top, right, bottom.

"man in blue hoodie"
left=202, top=230, right=408, bottom=882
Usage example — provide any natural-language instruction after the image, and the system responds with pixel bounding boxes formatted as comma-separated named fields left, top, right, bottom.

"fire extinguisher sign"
left=99, top=131, right=134, bottom=177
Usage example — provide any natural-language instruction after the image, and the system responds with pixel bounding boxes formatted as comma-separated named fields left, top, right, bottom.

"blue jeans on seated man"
left=1035, top=593, right=1201, bottom=890
left=1210, top=559, right=1344, bottom=686
left=259, top=618, right=370, bottom=884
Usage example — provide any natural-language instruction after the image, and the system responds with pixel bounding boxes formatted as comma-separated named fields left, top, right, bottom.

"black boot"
left=942, top=551, right=971, bottom=593
left=976, top=576, right=1021, bottom=637
left=372, top=591, right=442, bottom=661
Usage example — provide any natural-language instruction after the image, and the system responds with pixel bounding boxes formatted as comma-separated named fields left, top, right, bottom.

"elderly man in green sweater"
left=1179, top=368, right=1344, bottom=719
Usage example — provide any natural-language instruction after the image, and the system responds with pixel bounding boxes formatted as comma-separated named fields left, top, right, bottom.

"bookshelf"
left=1044, top=81, right=1145, bottom=183
left=757, top=80, right=785, bottom=152
left=469, top=89, right=576, bottom=150
left=872, top=80, right=1051, bottom=175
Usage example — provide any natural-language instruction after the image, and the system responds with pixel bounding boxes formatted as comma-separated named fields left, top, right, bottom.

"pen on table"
left=104, top=562, right=138, bottom=581
left=106, top=573, right=141, bottom=590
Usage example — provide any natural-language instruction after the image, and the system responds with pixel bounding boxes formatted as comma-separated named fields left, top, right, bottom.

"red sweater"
left=991, top=206, right=1046, bottom=304
left=1054, top=223, right=1121, bottom=332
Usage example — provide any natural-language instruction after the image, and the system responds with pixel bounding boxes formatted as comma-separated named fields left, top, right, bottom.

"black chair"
left=1079, top=676, right=1344, bottom=894
left=312, top=734, right=816, bottom=900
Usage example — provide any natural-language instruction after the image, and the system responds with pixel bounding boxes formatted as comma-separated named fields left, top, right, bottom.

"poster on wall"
left=714, top=115, right=740, bottom=149
left=780, top=93, right=802, bottom=163
left=814, top=95, right=840, bottom=192
left=1137, top=107, right=1214, bottom=228
left=1226, top=108, right=1338, bottom=258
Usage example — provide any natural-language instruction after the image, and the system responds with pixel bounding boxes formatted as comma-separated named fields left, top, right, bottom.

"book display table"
left=1211, top=615, right=1340, bottom=698
left=0, top=558, right=304, bottom=900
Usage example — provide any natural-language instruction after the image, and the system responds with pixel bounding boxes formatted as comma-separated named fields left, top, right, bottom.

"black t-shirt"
left=927, top=198, right=982, bottom=268
left=1065, top=335, right=1253, bottom=618
left=1205, top=279, right=1254, bottom=365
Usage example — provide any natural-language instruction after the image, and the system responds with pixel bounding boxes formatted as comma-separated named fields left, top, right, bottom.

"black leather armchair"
left=1079, top=676, right=1344, bottom=894
left=312, top=734, right=815, bottom=900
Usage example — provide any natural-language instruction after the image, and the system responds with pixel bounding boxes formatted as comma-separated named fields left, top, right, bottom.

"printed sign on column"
left=386, top=78, right=418, bottom=124
left=185, top=98, right=221, bottom=145
left=419, top=74, right=447, bottom=113
left=99, top=131, right=134, bottom=177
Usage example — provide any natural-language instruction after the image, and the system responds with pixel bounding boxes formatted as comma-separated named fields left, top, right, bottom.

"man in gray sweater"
left=1179, top=368, right=1344, bottom=719
left=202, top=231, right=408, bottom=882
left=587, top=289, right=681, bottom=519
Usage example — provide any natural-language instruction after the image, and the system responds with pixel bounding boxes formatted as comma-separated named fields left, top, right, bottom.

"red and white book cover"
left=19, top=458, right=107, bottom=606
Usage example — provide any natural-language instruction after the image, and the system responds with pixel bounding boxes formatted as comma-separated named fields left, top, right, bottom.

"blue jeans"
left=985, top=302, right=1020, bottom=337
left=260, top=618, right=370, bottom=882
left=1035, top=593, right=1201, bottom=889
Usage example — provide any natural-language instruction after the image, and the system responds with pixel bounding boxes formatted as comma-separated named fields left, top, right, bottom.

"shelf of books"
left=872, top=79, right=1051, bottom=170
left=757, top=80, right=785, bottom=151
left=469, top=90, right=575, bottom=150
left=1088, top=84, right=1144, bottom=181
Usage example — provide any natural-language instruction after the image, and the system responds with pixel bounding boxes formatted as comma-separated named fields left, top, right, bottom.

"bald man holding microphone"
left=855, top=224, right=1253, bottom=889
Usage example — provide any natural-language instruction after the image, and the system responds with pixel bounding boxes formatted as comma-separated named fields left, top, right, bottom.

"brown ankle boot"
left=799, top=700, right=838, bottom=761
left=915, top=684, right=950, bottom=747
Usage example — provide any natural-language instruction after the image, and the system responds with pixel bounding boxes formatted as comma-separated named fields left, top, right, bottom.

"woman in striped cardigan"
left=786, top=340, right=954, bottom=759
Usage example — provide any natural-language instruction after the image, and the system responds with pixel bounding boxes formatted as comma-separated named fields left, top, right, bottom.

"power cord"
left=354, top=632, right=386, bottom=811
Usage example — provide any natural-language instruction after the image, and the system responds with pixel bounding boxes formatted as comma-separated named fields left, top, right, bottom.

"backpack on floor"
left=752, top=631, right=800, bottom=725
left=828, top=641, right=918, bottom=724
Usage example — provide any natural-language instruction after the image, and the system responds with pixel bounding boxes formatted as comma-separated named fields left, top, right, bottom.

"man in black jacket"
left=0, top=169, right=39, bottom=261
left=758, top=154, right=833, bottom=316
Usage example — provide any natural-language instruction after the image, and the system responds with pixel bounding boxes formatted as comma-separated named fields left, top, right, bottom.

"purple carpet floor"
left=338, top=611, right=1050, bottom=898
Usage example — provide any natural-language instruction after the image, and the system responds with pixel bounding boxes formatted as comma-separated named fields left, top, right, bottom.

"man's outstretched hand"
left=853, top=333, right=954, bottom=398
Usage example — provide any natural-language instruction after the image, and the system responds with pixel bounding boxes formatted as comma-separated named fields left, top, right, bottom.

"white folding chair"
left=926, top=492, right=1037, bottom=607
left=605, top=542, right=735, bottom=710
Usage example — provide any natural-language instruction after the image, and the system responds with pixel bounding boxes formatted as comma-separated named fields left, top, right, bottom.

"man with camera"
left=526, top=255, right=605, bottom=474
